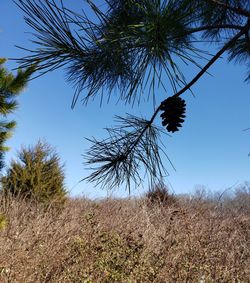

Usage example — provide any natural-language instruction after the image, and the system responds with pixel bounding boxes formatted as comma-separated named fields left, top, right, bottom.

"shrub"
left=1, top=141, right=67, bottom=205
left=145, top=183, right=177, bottom=207
left=0, top=213, right=7, bottom=230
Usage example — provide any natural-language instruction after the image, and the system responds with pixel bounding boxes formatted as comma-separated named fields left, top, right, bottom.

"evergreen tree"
left=15, top=0, right=250, bottom=192
left=1, top=140, right=67, bottom=205
left=0, top=58, right=34, bottom=171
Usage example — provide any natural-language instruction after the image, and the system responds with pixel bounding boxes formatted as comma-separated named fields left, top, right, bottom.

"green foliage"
left=0, top=58, right=34, bottom=171
left=1, top=141, right=67, bottom=206
left=67, top=213, right=163, bottom=283
left=0, top=213, right=7, bottom=230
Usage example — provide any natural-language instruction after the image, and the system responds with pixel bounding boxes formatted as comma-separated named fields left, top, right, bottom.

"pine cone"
left=160, top=96, right=186, bottom=133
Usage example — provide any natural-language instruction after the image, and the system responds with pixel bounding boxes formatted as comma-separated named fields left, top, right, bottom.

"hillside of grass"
left=0, top=186, right=249, bottom=282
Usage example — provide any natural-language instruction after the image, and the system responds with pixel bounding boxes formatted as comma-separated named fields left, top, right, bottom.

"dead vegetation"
left=0, top=184, right=249, bottom=282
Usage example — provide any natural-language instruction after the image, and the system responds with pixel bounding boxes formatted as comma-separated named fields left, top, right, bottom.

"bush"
left=145, top=183, right=177, bottom=207
left=1, top=141, right=67, bottom=205
left=0, top=213, right=7, bottom=230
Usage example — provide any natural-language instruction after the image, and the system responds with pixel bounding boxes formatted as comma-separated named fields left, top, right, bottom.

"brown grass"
left=0, top=187, right=249, bottom=282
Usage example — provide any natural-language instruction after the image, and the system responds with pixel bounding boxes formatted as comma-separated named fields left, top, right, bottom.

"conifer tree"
left=1, top=140, right=67, bottom=205
left=0, top=58, right=34, bottom=171
left=14, top=0, right=250, bottom=192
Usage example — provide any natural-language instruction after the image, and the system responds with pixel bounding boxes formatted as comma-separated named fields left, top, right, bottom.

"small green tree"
left=1, top=141, right=67, bottom=205
left=0, top=58, right=34, bottom=171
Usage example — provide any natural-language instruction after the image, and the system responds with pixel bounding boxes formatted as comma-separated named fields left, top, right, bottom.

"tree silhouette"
left=14, top=0, right=250, bottom=192
left=0, top=58, right=34, bottom=171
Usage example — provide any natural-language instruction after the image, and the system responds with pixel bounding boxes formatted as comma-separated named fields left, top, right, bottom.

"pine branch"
left=84, top=20, right=250, bottom=191
left=83, top=115, right=169, bottom=193
left=208, top=0, right=250, bottom=18
left=14, top=0, right=250, bottom=190
left=0, top=58, right=34, bottom=171
left=185, top=24, right=244, bottom=37
left=125, top=20, right=250, bottom=154
left=14, top=0, right=249, bottom=108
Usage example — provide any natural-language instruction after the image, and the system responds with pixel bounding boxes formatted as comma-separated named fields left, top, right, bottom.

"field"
left=0, top=186, right=249, bottom=282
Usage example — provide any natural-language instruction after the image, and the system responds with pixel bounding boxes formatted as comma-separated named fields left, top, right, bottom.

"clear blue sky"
left=1, top=0, right=249, bottom=198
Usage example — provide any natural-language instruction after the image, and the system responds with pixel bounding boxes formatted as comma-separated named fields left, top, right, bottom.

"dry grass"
left=0, top=187, right=249, bottom=282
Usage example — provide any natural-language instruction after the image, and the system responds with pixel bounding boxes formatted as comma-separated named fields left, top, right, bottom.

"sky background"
left=0, top=0, right=249, bottom=198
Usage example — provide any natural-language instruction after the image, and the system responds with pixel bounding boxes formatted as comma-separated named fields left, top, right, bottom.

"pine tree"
left=0, top=58, right=34, bottom=171
left=14, top=0, right=250, bottom=192
left=1, top=140, right=67, bottom=205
